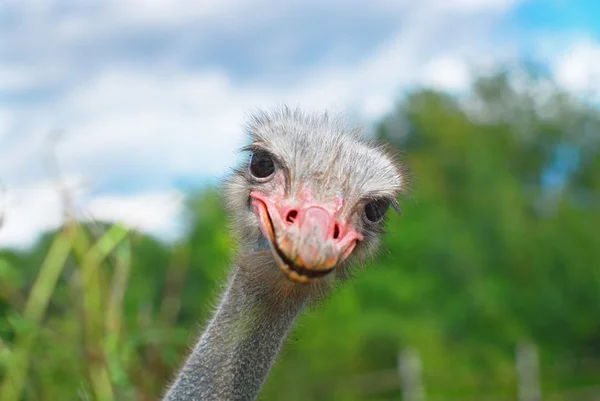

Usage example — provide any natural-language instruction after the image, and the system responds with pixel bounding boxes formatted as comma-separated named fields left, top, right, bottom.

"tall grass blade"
left=0, top=227, right=73, bottom=401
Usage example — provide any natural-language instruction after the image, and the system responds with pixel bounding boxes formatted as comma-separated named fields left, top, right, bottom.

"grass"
left=0, top=220, right=130, bottom=401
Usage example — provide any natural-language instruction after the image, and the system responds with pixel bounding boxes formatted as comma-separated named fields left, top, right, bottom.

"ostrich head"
left=226, top=108, right=404, bottom=293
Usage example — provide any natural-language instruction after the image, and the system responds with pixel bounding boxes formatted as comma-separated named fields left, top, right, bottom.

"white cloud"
left=422, top=56, right=471, bottom=91
left=554, top=38, right=600, bottom=96
left=0, top=66, right=48, bottom=91
left=0, top=111, right=12, bottom=140
left=0, top=177, right=184, bottom=249
left=57, top=69, right=256, bottom=182
left=0, top=177, right=84, bottom=248
left=84, top=191, right=184, bottom=236
left=50, top=5, right=500, bottom=188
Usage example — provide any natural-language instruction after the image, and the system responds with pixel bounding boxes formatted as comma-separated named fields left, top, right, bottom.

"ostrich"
left=164, top=108, right=404, bottom=400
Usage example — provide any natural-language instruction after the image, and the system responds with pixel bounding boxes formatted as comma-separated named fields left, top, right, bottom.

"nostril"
left=333, top=224, right=340, bottom=239
left=286, top=210, right=298, bottom=224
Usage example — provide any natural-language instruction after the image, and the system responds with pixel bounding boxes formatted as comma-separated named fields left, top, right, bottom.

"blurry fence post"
left=398, top=347, right=426, bottom=401
left=516, top=340, right=541, bottom=401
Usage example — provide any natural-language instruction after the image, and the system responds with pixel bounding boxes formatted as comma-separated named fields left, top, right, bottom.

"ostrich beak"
left=250, top=190, right=363, bottom=283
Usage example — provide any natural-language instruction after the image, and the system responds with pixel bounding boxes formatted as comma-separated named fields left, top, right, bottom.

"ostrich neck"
left=163, top=257, right=308, bottom=401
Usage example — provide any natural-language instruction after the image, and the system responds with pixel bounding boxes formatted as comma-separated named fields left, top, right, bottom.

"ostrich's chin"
left=270, top=240, right=337, bottom=284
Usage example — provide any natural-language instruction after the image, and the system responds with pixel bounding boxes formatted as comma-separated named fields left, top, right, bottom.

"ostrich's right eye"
left=364, top=199, right=390, bottom=223
left=249, top=151, right=275, bottom=179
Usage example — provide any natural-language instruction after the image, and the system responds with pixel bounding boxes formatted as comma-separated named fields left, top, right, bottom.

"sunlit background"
left=1, top=0, right=600, bottom=400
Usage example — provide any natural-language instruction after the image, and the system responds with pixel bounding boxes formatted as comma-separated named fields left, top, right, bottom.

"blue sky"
left=514, top=0, right=599, bottom=35
left=0, top=0, right=598, bottom=248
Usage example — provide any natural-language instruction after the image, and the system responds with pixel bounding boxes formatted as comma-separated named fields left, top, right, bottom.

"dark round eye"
left=364, top=199, right=390, bottom=223
left=249, top=151, right=275, bottom=178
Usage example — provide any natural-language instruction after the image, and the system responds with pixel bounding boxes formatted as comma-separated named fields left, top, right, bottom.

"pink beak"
left=250, top=190, right=363, bottom=283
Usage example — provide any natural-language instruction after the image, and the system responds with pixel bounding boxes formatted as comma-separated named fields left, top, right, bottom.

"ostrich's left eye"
left=364, top=199, right=390, bottom=223
left=249, top=151, right=275, bottom=179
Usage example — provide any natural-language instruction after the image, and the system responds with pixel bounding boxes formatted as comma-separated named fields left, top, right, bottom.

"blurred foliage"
left=1, top=69, right=600, bottom=400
